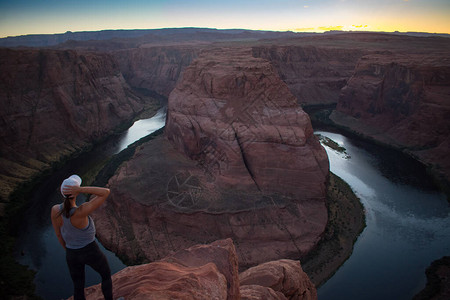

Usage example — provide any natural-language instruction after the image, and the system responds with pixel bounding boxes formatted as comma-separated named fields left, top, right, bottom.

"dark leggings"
left=66, top=241, right=113, bottom=300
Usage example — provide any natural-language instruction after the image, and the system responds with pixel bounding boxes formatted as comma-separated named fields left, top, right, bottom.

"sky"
left=0, top=0, right=449, bottom=38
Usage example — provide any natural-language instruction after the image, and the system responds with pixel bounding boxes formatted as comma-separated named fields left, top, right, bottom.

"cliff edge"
left=72, top=239, right=317, bottom=300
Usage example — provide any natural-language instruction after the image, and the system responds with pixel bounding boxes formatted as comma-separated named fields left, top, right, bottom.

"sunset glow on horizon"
left=0, top=0, right=449, bottom=38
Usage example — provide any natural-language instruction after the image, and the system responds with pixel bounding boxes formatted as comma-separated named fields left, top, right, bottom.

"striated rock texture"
left=113, top=46, right=199, bottom=97
left=0, top=48, right=144, bottom=201
left=240, top=259, right=317, bottom=300
left=71, top=239, right=317, bottom=300
left=240, top=285, right=288, bottom=300
left=165, top=48, right=329, bottom=198
left=252, top=45, right=362, bottom=105
left=161, top=239, right=240, bottom=300
left=331, top=53, right=450, bottom=183
left=94, top=48, right=329, bottom=270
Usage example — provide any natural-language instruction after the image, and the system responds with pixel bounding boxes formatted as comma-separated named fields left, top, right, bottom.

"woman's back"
left=60, top=205, right=96, bottom=249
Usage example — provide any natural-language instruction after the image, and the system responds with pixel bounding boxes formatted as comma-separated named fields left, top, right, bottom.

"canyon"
left=93, top=47, right=329, bottom=269
left=53, top=31, right=450, bottom=189
left=0, top=48, right=149, bottom=203
left=331, top=52, right=450, bottom=186
left=27, top=33, right=450, bottom=188
left=1, top=29, right=449, bottom=299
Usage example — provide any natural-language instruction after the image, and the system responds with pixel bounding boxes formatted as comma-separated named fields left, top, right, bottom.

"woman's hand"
left=62, top=185, right=81, bottom=196
left=73, top=187, right=110, bottom=217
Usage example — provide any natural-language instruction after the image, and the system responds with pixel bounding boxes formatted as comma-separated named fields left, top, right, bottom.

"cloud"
left=352, top=25, right=368, bottom=28
left=318, top=26, right=344, bottom=31
left=291, top=27, right=316, bottom=32
left=304, top=5, right=309, bottom=8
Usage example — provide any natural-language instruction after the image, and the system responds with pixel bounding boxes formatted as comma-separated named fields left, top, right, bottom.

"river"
left=14, top=107, right=167, bottom=300
left=316, top=131, right=449, bottom=300
left=14, top=109, right=449, bottom=299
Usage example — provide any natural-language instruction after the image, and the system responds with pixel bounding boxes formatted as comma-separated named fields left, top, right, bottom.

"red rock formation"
left=240, top=259, right=317, bottom=300
left=0, top=48, right=145, bottom=200
left=165, top=47, right=329, bottom=199
left=240, top=285, right=288, bottom=300
left=253, top=45, right=362, bottom=105
left=69, top=239, right=317, bottom=300
left=162, top=239, right=240, bottom=300
left=79, top=260, right=228, bottom=300
left=94, top=136, right=328, bottom=270
left=94, top=48, right=328, bottom=270
left=331, top=53, right=450, bottom=182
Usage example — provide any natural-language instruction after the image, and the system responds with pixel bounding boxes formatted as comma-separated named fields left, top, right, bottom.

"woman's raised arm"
left=63, top=185, right=110, bottom=217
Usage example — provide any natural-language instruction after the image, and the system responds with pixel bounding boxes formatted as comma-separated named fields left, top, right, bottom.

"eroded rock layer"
left=166, top=48, right=329, bottom=199
left=113, top=46, right=199, bottom=97
left=252, top=45, right=362, bottom=105
left=331, top=53, right=450, bottom=183
left=73, top=239, right=317, bottom=300
left=0, top=48, right=144, bottom=201
left=94, top=48, right=329, bottom=269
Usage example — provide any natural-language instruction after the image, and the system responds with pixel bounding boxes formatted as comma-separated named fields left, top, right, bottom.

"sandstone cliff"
left=0, top=48, right=145, bottom=202
left=93, top=48, right=329, bottom=269
left=331, top=53, right=450, bottom=184
left=73, top=239, right=317, bottom=300
left=252, top=45, right=363, bottom=105
left=113, top=46, right=199, bottom=97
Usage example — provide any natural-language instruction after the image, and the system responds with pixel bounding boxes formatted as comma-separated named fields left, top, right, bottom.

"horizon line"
left=1, top=27, right=449, bottom=40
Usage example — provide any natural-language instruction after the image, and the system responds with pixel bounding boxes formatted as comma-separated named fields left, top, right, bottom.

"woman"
left=51, top=174, right=113, bottom=300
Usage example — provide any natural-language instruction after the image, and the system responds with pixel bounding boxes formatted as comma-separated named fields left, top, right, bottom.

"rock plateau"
left=165, top=48, right=329, bottom=198
left=93, top=47, right=329, bottom=270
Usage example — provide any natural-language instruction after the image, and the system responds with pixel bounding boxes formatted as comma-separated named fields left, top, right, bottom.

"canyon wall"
left=0, top=48, right=145, bottom=202
left=75, top=239, right=317, bottom=300
left=113, top=46, right=199, bottom=97
left=94, top=48, right=329, bottom=269
left=254, top=34, right=450, bottom=188
left=331, top=53, right=450, bottom=183
left=252, top=45, right=363, bottom=105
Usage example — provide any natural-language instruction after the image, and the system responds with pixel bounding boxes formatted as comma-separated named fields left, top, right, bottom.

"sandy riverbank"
left=302, top=172, right=366, bottom=287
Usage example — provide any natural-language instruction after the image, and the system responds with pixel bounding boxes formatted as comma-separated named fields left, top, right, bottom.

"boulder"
left=239, top=259, right=317, bottom=300
left=240, top=285, right=287, bottom=300
left=68, top=240, right=317, bottom=300
left=78, top=261, right=227, bottom=300
left=162, top=238, right=240, bottom=300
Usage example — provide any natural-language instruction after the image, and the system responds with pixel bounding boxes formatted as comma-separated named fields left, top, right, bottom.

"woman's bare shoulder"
left=51, top=204, right=62, bottom=216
